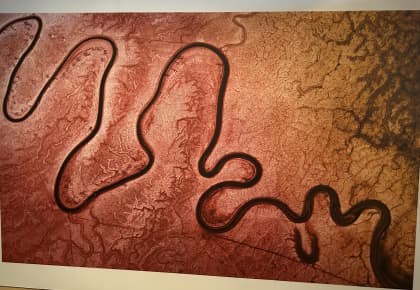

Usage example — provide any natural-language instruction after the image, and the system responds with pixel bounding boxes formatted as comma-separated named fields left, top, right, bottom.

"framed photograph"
left=0, top=1, right=419, bottom=289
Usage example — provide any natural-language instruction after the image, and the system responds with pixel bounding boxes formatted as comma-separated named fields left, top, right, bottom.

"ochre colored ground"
left=0, top=12, right=419, bottom=289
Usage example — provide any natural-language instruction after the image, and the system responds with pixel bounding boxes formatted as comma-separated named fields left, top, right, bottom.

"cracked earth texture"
left=0, top=12, right=418, bottom=289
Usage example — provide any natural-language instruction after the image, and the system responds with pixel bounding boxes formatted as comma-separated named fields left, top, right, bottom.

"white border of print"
left=0, top=0, right=420, bottom=12
left=0, top=1, right=419, bottom=289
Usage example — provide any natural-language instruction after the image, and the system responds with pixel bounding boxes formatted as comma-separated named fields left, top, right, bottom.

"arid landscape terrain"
left=0, top=12, right=418, bottom=289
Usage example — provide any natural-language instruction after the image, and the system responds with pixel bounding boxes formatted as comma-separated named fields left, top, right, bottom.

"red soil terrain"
left=0, top=12, right=418, bottom=289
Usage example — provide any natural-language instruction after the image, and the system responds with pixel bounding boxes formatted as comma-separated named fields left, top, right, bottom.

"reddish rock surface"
left=0, top=12, right=418, bottom=288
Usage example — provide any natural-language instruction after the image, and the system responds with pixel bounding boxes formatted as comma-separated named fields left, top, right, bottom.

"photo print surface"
left=0, top=12, right=419, bottom=289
